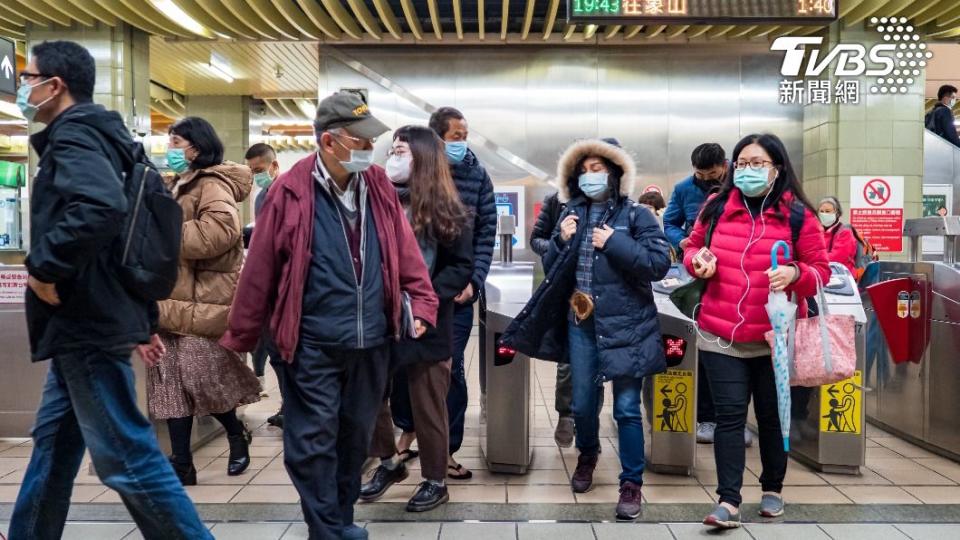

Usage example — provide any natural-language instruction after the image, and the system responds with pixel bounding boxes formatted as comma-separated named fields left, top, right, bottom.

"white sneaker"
left=744, top=427, right=754, bottom=448
left=697, top=422, right=716, bottom=444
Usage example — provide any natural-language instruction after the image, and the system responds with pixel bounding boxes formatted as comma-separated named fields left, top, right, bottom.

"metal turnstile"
left=480, top=214, right=537, bottom=474
left=646, top=264, right=700, bottom=476
left=865, top=217, right=960, bottom=461
left=786, top=263, right=867, bottom=475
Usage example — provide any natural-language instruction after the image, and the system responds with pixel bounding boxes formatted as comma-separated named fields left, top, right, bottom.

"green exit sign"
left=567, top=0, right=838, bottom=24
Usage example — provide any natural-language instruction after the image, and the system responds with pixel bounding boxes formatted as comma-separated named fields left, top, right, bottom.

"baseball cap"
left=313, top=91, right=390, bottom=140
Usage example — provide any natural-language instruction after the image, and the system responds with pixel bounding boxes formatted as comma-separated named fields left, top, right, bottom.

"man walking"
left=9, top=40, right=210, bottom=540
left=222, top=91, right=438, bottom=540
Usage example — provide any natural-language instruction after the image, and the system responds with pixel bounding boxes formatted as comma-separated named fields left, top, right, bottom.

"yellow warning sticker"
left=820, top=370, right=862, bottom=434
left=653, top=369, right=694, bottom=434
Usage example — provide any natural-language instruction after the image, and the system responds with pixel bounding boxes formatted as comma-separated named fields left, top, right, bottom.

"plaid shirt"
left=575, top=204, right=607, bottom=295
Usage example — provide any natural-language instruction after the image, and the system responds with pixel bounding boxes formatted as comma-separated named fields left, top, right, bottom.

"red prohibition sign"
left=864, top=178, right=891, bottom=207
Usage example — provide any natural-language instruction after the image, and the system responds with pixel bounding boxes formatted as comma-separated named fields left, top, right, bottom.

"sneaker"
left=759, top=493, right=785, bottom=517
left=342, top=524, right=368, bottom=539
left=571, top=453, right=599, bottom=493
left=359, top=463, right=408, bottom=502
left=554, top=416, right=575, bottom=448
left=615, top=481, right=642, bottom=520
left=696, top=422, right=716, bottom=444
left=703, top=504, right=741, bottom=529
left=406, top=481, right=449, bottom=512
left=744, top=427, right=754, bottom=448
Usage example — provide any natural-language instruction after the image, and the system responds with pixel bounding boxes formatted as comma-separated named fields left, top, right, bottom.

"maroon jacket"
left=220, top=153, right=438, bottom=361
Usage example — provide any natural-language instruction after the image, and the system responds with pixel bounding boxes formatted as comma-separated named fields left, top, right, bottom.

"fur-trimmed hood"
left=556, top=139, right=637, bottom=203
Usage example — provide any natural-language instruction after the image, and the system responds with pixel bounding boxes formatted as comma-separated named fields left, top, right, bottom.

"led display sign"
left=568, top=0, right=837, bottom=24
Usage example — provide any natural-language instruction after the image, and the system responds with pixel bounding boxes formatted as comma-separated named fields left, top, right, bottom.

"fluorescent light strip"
left=150, top=0, right=210, bottom=37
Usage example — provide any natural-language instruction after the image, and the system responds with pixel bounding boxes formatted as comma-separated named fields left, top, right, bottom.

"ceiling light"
left=296, top=100, right=316, bottom=120
left=150, top=0, right=212, bottom=38
left=207, top=52, right=234, bottom=83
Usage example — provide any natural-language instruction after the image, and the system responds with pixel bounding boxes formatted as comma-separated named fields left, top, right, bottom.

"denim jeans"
left=568, top=322, right=645, bottom=485
left=9, top=348, right=210, bottom=540
left=700, top=350, right=787, bottom=507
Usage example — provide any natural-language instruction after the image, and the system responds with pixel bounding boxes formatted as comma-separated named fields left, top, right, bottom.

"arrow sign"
left=660, top=384, right=672, bottom=396
left=1, top=55, right=11, bottom=79
left=827, top=385, right=839, bottom=399
left=0, top=39, right=15, bottom=97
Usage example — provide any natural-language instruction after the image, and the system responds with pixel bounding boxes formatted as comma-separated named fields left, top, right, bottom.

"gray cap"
left=313, top=91, right=389, bottom=140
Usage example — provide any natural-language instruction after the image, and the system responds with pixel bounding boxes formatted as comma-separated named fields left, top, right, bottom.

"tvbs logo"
left=772, top=37, right=896, bottom=78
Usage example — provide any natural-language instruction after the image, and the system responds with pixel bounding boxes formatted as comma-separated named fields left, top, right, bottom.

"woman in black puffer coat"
left=502, top=139, right=671, bottom=520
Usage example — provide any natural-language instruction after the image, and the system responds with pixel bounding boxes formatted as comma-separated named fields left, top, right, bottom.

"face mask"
left=385, top=155, right=412, bottom=184
left=578, top=172, right=609, bottom=200
left=166, top=148, right=190, bottom=174
left=819, top=212, right=837, bottom=228
left=16, top=78, right=54, bottom=122
left=733, top=167, right=774, bottom=197
left=254, top=171, right=274, bottom=189
left=445, top=141, right=468, bottom=164
left=951, top=98, right=957, bottom=108
left=339, top=149, right=374, bottom=173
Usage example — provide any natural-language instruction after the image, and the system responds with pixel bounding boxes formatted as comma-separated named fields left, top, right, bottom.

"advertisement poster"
left=493, top=186, right=525, bottom=250
left=0, top=268, right=27, bottom=304
left=922, top=184, right=953, bottom=254
left=849, top=176, right=904, bottom=252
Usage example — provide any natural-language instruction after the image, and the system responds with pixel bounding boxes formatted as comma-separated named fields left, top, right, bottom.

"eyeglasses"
left=734, top=159, right=775, bottom=171
left=387, top=149, right=409, bottom=157
left=333, top=132, right=376, bottom=146
left=18, top=72, right=51, bottom=84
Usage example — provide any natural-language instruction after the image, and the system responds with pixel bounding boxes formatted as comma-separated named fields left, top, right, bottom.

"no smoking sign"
left=850, top=175, right=904, bottom=252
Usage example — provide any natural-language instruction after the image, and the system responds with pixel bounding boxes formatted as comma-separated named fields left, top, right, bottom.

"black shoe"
left=169, top=457, right=197, bottom=486
left=359, top=463, right=408, bottom=502
left=227, top=428, right=252, bottom=476
left=267, top=411, right=284, bottom=429
left=406, top=481, right=449, bottom=512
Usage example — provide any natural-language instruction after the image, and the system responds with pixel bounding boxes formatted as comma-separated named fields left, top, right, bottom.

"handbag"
left=780, top=273, right=857, bottom=387
left=669, top=215, right=719, bottom=320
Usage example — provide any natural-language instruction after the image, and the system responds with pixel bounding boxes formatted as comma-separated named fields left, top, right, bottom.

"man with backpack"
left=10, top=41, right=210, bottom=540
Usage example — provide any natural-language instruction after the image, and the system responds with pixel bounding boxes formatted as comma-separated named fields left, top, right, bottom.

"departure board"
left=567, top=0, right=837, bottom=24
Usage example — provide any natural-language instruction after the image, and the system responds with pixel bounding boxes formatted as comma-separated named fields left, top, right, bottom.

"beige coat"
left=159, top=162, right=252, bottom=338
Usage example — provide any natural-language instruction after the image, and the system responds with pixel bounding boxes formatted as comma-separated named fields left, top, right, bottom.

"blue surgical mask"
left=166, top=148, right=190, bottom=174
left=733, top=167, right=774, bottom=197
left=445, top=141, right=468, bottom=163
left=254, top=171, right=274, bottom=189
left=340, top=149, right=374, bottom=173
left=16, top=78, right=54, bottom=122
left=578, top=172, right=609, bottom=200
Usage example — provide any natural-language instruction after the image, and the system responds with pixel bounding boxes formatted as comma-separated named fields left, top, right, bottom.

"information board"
left=494, top=186, right=526, bottom=250
left=922, top=184, right=953, bottom=255
left=567, top=0, right=837, bottom=24
left=0, top=268, right=27, bottom=304
left=849, top=176, right=904, bottom=253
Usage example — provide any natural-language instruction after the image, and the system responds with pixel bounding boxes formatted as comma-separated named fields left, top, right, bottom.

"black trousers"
left=697, top=353, right=716, bottom=423
left=700, top=350, right=787, bottom=508
left=279, top=343, right=389, bottom=540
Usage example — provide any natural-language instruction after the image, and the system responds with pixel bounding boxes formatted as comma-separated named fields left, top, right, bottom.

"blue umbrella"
left=765, top=240, right=797, bottom=452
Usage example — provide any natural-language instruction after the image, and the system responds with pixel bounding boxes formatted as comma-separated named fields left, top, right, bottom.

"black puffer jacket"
left=502, top=139, right=672, bottom=381
left=25, top=103, right=154, bottom=361
left=530, top=192, right=565, bottom=258
left=451, top=150, right=496, bottom=300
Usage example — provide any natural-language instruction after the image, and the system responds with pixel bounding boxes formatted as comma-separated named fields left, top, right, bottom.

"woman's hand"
left=691, top=249, right=717, bottom=279
left=136, top=334, right=166, bottom=368
left=559, top=215, right=578, bottom=243
left=766, top=265, right=798, bottom=292
left=592, top=225, right=614, bottom=249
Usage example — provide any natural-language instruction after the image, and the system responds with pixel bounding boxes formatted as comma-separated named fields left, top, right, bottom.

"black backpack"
left=115, top=143, right=183, bottom=301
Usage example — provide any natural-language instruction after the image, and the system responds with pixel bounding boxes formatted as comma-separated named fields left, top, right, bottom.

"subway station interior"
left=2, top=1, right=960, bottom=539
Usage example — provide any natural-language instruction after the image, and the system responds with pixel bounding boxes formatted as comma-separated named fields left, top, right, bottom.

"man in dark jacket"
left=10, top=41, right=210, bottom=540
left=663, top=143, right=726, bottom=252
left=222, top=92, right=438, bottom=540
left=925, top=84, right=960, bottom=148
left=427, top=106, right=497, bottom=478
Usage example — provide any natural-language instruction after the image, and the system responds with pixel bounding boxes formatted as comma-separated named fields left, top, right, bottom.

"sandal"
left=398, top=449, right=420, bottom=463
left=447, top=464, right=473, bottom=480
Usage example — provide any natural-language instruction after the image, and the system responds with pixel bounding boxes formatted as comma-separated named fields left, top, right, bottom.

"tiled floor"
left=2, top=521, right=959, bottom=540
left=2, top=333, right=960, bottom=519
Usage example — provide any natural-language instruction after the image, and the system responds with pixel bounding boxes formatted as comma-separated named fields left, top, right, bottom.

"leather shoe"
left=406, top=481, right=449, bottom=512
left=227, top=429, right=252, bottom=476
left=169, top=457, right=197, bottom=486
left=359, top=463, right=408, bottom=502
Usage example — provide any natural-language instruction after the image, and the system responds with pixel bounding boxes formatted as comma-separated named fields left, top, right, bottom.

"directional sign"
left=0, top=38, right=15, bottom=98
left=652, top=368, right=693, bottom=434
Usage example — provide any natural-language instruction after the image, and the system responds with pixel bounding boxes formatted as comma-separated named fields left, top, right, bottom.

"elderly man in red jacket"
left=222, top=91, right=438, bottom=540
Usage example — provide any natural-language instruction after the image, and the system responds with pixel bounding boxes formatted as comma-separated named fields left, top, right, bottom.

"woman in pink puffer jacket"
left=682, top=133, right=830, bottom=530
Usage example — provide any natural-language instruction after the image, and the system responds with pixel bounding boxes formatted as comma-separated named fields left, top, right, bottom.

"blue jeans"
left=568, top=322, right=646, bottom=485
left=9, top=348, right=210, bottom=540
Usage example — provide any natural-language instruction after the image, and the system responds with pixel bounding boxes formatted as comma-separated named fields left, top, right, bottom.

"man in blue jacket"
left=11, top=40, right=209, bottom=540
left=925, top=84, right=960, bottom=148
left=429, top=107, right=497, bottom=479
left=663, top=143, right=726, bottom=253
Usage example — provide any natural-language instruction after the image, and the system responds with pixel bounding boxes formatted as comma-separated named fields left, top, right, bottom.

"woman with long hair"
left=360, top=125, right=474, bottom=512
left=148, top=117, right=261, bottom=485
left=682, top=134, right=830, bottom=528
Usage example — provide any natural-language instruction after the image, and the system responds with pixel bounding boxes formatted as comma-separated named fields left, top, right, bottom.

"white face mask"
left=385, top=154, right=412, bottom=184
left=819, top=212, right=838, bottom=228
